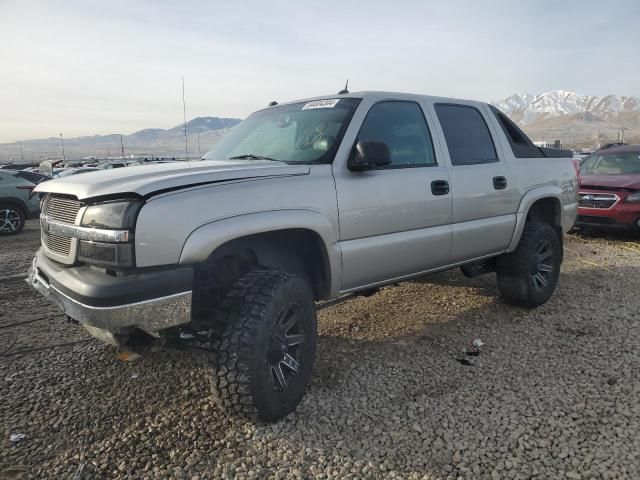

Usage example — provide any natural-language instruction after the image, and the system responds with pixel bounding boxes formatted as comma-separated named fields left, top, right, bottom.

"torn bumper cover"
left=28, top=249, right=193, bottom=344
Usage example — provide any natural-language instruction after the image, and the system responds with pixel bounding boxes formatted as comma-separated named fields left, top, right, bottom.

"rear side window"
left=357, top=101, right=436, bottom=167
left=489, top=105, right=543, bottom=158
left=435, top=104, right=497, bottom=166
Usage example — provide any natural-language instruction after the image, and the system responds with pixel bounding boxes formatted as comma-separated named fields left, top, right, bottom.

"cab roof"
left=268, top=91, right=487, bottom=109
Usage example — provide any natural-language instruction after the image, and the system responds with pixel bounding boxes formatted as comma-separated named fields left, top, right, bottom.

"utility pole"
left=59, top=133, right=66, bottom=161
left=182, top=77, right=188, bottom=155
left=120, top=136, right=125, bottom=160
left=197, top=131, right=201, bottom=156
left=19, top=142, right=24, bottom=162
left=107, top=145, right=110, bottom=158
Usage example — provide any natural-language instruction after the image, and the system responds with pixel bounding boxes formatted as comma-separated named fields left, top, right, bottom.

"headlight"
left=78, top=199, right=142, bottom=268
left=625, top=192, right=640, bottom=203
left=81, top=200, right=142, bottom=229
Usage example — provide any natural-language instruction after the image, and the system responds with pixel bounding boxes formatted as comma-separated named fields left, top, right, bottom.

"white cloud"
left=0, top=0, right=638, bottom=142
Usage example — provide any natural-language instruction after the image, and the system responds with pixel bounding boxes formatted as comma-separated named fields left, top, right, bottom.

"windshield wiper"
left=228, top=154, right=282, bottom=162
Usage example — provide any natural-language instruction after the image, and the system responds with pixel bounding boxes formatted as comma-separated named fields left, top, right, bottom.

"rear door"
left=431, top=102, right=519, bottom=262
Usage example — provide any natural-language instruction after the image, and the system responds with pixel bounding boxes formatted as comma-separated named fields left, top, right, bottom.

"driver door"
left=333, top=100, right=453, bottom=292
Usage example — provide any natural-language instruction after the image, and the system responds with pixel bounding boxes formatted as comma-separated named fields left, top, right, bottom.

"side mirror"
left=348, top=140, right=391, bottom=171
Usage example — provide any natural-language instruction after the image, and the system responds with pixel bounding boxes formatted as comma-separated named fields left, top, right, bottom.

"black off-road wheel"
left=496, top=222, right=562, bottom=308
left=209, top=269, right=317, bottom=422
left=0, top=204, right=26, bottom=235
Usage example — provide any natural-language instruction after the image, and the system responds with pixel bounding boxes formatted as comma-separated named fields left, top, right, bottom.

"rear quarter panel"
left=507, top=156, right=578, bottom=229
left=491, top=132, right=579, bottom=252
left=483, top=109, right=578, bottom=245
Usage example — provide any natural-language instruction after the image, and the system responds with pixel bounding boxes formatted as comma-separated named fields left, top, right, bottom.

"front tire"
left=208, top=270, right=317, bottom=422
left=496, top=222, right=561, bottom=308
left=0, top=204, right=26, bottom=235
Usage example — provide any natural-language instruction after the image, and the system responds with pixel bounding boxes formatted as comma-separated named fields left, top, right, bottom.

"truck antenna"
left=338, top=79, right=349, bottom=95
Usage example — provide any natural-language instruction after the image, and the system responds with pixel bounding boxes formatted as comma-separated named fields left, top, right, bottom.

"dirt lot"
left=2, top=221, right=640, bottom=479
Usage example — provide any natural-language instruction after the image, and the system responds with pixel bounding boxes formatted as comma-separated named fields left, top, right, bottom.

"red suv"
left=576, top=144, right=640, bottom=230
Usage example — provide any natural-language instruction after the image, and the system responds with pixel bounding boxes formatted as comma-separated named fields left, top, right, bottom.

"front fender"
left=179, top=209, right=342, bottom=298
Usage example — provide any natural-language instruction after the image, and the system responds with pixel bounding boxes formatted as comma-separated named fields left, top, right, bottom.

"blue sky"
left=1, top=0, right=639, bottom=142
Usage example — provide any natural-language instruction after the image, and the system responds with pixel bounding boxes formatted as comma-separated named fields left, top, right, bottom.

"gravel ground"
left=2, top=221, right=640, bottom=479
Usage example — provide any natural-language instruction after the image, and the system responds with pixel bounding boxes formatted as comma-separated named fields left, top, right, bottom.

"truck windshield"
left=203, top=98, right=360, bottom=164
left=580, top=152, right=640, bottom=175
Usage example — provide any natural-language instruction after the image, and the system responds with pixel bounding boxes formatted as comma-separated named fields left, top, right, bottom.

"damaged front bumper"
left=28, top=249, right=193, bottom=345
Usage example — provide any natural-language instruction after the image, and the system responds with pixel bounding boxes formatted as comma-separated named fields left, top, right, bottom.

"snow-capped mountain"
left=492, top=90, right=640, bottom=126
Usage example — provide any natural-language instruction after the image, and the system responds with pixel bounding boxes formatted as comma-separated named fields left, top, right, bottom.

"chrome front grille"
left=44, top=232, right=73, bottom=256
left=41, top=194, right=82, bottom=262
left=578, top=192, right=618, bottom=209
left=42, top=194, right=82, bottom=224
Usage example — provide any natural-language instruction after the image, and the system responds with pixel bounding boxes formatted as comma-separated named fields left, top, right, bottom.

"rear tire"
left=208, top=269, right=317, bottom=422
left=496, top=222, right=561, bottom=308
left=0, top=204, right=26, bottom=235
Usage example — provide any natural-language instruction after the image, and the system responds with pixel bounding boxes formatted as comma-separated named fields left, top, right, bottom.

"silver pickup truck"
left=30, top=91, right=578, bottom=421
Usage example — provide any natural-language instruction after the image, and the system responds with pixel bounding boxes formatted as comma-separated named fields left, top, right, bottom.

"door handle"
left=493, top=176, right=507, bottom=190
left=431, top=180, right=450, bottom=196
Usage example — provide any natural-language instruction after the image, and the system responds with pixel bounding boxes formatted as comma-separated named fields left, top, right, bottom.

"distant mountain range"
left=491, top=91, right=640, bottom=148
left=0, top=117, right=241, bottom=163
left=4, top=91, right=640, bottom=163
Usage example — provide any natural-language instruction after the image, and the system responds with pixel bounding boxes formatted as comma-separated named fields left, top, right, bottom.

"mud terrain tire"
left=209, top=269, right=317, bottom=422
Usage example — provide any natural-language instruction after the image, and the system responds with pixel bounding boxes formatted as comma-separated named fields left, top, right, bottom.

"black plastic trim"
left=489, top=105, right=544, bottom=158
left=36, top=249, right=193, bottom=307
left=539, top=147, right=573, bottom=158
left=575, top=215, right=638, bottom=230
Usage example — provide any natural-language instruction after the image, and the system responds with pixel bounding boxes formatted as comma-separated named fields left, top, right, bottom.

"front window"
left=580, top=152, right=640, bottom=175
left=203, top=98, right=360, bottom=164
left=356, top=101, right=436, bottom=167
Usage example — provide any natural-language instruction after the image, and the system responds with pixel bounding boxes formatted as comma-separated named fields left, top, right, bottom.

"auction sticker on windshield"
left=302, top=99, right=340, bottom=110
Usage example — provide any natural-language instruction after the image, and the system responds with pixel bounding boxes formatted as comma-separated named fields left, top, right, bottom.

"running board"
left=317, top=288, right=380, bottom=311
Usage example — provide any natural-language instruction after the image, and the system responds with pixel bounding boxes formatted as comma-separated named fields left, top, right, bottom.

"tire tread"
left=208, top=269, right=310, bottom=421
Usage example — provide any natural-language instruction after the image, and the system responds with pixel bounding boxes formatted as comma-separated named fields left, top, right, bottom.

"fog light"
left=78, top=240, right=134, bottom=267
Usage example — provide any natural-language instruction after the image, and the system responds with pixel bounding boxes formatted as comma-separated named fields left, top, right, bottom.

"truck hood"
left=34, top=160, right=310, bottom=200
left=579, top=173, right=640, bottom=191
